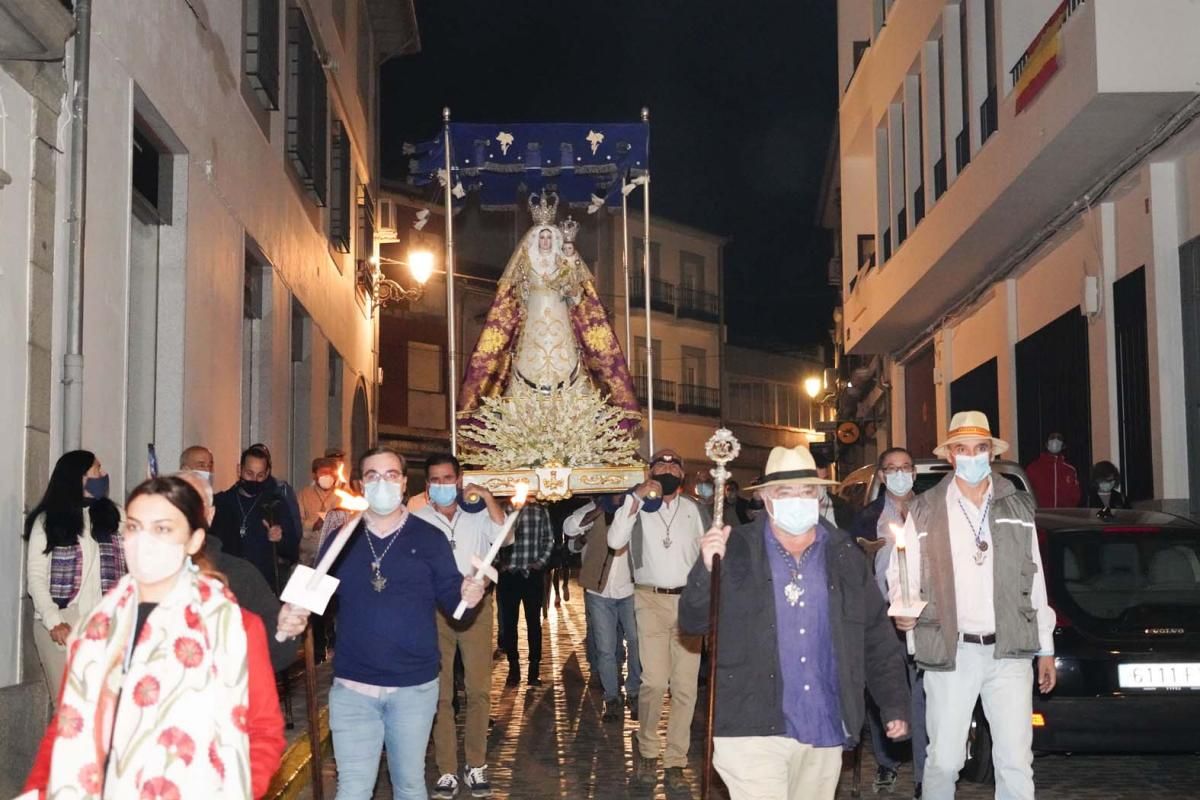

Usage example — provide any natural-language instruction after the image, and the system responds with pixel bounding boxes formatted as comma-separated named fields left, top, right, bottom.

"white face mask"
left=194, top=470, right=213, bottom=486
left=884, top=470, right=914, bottom=497
left=365, top=479, right=404, bottom=515
left=1097, top=480, right=1116, bottom=493
left=124, top=531, right=188, bottom=585
left=954, top=452, right=992, bottom=486
left=1047, top=439, right=1064, bottom=455
left=317, top=474, right=335, bottom=491
left=770, top=496, right=821, bottom=536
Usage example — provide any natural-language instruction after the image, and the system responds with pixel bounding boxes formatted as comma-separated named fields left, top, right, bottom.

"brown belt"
left=636, top=584, right=684, bottom=595
left=961, top=633, right=996, bottom=645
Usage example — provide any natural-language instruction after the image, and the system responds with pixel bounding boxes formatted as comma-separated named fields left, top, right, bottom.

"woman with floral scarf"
left=24, top=476, right=286, bottom=799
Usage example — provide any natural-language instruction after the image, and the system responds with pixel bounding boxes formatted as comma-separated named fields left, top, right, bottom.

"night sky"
left=381, top=0, right=839, bottom=349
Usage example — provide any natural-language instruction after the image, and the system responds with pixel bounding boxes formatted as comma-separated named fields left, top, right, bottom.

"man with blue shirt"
left=278, top=446, right=486, bottom=800
left=680, top=444, right=910, bottom=799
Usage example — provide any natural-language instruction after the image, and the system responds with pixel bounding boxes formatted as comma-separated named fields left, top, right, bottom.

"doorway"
left=904, top=344, right=937, bottom=458
left=1015, top=309, right=1091, bottom=478
left=1114, top=267, right=1153, bottom=502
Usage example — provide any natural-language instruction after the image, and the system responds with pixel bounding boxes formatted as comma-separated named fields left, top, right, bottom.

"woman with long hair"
left=24, top=476, right=286, bottom=799
left=24, top=450, right=125, bottom=699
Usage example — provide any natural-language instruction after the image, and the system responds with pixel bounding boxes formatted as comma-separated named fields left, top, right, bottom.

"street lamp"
left=804, top=375, right=822, bottom=429
left=359, top=248, right=435, bottom=312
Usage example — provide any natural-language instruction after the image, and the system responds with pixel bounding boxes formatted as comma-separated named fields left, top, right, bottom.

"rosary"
left=365, top=528, right=401, bottom=592
left=236, top=492, right=264, bottom=539
left=769, top=535, right=817, bottom=607
left=957, top=497, right=991, bottom=566
left=432, top=511, right=460, bottom=550
left=660, top=501, right=682, bottom=549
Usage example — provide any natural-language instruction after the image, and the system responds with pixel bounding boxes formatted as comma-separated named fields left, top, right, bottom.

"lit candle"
left=453, top=482, right=529, bottom=620
left=891, top=521, right=912, bottom=608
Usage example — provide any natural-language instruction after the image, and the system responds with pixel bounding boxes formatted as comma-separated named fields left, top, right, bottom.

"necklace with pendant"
left=660, top=501, right=682, bottom=549
left=957, top=496, right=992, bottom=566
left=770, top=534, right=817, bottom=607
left=365, top=526, right=402, bottom=592
left=432, top=510, right=460, bottom=550
left=236, top=492, right=265, bottom=539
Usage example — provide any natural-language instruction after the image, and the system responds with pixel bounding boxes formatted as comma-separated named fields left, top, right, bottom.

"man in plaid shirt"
left=498, top=499, right=555, bottom=686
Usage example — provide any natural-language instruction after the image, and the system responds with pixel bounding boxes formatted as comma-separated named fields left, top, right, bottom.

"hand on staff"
left=884, top=720, right=909, bottom=740
left=633, top=479, right=664, bottom=501
left=699, top=524, right=732, bottom=571
left=277, top=603, right=311, bottom=640
left=460, top=576, right=487, bottom=609
left=264, top=519, right=283, bottom=543
left=49, top=623, right=72, bottom=646
left=893, top=616, right=917, bottom=632
left=1037, top=655, right=1057, bottom=693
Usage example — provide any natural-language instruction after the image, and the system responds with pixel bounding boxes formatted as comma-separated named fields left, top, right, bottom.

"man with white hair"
left=890, top=411, right=1057, bottom=800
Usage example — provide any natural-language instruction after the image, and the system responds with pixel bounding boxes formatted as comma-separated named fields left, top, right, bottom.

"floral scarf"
left=48, top=571, right=250, bottom=799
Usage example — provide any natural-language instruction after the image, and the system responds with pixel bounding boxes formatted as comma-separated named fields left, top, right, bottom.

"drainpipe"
left=62, top=0, right=92, bottom=451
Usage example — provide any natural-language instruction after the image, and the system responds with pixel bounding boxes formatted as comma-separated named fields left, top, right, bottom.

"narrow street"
left=291, top=592, right=1200, bottom=800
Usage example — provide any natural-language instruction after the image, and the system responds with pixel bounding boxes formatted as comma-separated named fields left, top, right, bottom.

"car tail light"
left=1031, top=712, right=1046, bottom=727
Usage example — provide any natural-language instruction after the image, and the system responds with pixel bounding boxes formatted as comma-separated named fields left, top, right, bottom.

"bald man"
left=179, top=445, right=214, bottom=484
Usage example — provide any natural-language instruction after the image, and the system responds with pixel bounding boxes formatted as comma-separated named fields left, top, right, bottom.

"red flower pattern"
left=78, top=762, right=102, bottom=793
left=56, top=703, right=84, bottom=739
left=197, top=581, right=212, bottom=603
left=208, top=741, right=225, bottom=780
left=84, top=613, right=111, bottom=640
left=156, top=727, right=196, bottom=765
left=231, top=704, right=249, bottom=733
left=173, top=636, right=203, bottom=668
left=139, top=776, right=182, bottom=800
left=132, top=675, right=161, bottom=707
left=184, top=605, right=202, bottom=631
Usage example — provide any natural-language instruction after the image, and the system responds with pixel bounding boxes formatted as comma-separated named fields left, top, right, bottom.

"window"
left=680, top=252, right=705, bottom=292
left=935, top=36, right=948, bottom=199
left=358, top=182, right=375, bottom=264
left=857, top=234, right=877, bottom=271
left=357, top=0, right=372, bottom=112
left=633, top=238, right=662, bottom=279
left=286, top=6, right=328, bottom=205
left=244, top=0, right=280, bottom=110
left=329, top=120, right=352, bottom=253
left=131, top=120, right=171, bottom=223
left=957, top=0, right=971, bottom=172
left=407, top=342, right=442, bottom=392
left=980, top=0, right=999, bottom=143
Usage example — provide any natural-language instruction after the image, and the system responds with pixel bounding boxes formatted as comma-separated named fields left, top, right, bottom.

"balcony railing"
left=676, top=287, right=719, bottom=322
left=634, top=375, right=677, bottom=411
left=979, top=90, right=998, bottom=144
left=912, top=185, right=925, bottom=227
left=1010, top=0, right=1087, bottom=86
left=630, top=277, right=677, bottom=314
left=955, top=129, right=971, bottom=173
left=933, top=157, right=947, bottom=200
left=678, top=384, right=720, bottom=417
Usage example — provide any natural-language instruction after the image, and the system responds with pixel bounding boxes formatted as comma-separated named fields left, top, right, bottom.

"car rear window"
left=1051, top=530, right=1200, bottom=633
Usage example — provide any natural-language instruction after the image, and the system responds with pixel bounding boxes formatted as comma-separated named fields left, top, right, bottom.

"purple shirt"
left=765, top=522, right=845, bottom=747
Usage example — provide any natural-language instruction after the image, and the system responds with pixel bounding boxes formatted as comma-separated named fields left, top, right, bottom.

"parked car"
left=961, top=508, right=1200, bottom=781
left=836, top=458, right=1032, bottom=512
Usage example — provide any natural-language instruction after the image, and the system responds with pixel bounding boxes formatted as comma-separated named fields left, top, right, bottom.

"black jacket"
left=850, top=494, right=887, bottom=541
left=678, top=517, right=910, bottom=743
left=207, top=537, right=299, bottom=673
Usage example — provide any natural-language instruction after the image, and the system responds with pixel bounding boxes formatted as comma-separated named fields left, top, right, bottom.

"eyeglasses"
left=363, top=470, right=403, bottom=483
left=881, top=465, right=915, bottom=475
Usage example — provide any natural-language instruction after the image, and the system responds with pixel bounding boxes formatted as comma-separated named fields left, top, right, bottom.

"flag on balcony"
left=405, top=122, right=650, bottom=210
left=1014, top=0, right=1070, bottom=114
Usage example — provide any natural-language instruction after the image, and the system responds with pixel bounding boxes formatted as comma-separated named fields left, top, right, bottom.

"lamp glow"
left=408, top=249, right=435, bottom=285
left=804, top=376, right=823, bottom=399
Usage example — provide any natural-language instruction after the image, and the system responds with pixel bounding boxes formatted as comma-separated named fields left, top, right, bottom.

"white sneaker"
left=433, top=773, right=459, bottom=799
left=462, top=764, right=492, bottom=797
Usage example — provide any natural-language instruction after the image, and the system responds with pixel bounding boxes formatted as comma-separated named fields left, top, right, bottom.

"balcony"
left=678, top=384, right=721, bottom=417
left=839, top=0, right=1200, bottom=353
left=0, top=0, right=74, bottom=59
left=634, top=375, right=676, bottom=411
left=676, top=287, right=720, bottom=323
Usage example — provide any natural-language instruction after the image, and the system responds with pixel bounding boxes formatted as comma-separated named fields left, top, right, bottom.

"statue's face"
left=538, top=229, right=553, bottom=252
left=563, top=242, right=575, bottom=256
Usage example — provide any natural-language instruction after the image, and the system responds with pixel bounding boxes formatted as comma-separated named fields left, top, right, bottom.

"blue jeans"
left=329, top=678, right=439, bottom=799
left=869, top=659, right=926, bottom=782
left=586, top=591, right=641, bottom=702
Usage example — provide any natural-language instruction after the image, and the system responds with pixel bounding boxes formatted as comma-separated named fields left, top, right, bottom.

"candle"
left=453, top=482, right=529, bottom=620
left=891, top=522, right=912, bottom=608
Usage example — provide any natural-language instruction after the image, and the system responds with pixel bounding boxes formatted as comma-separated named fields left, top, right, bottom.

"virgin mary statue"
left=457, top=193, right=641, bottom=469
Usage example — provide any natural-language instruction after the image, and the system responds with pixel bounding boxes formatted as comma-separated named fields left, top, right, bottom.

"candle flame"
left=336, top=464, right=348, bottom=486
left=891, top=522, right=906, bottom=550
left=512, top=482, right=530, bottom=506
left=335, top=485, right=369, bottom=512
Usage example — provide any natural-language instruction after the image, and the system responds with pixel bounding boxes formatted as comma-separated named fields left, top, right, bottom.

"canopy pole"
left=641, top=107, right=654, bottom=456
left=444, top=107, right=458, bottom=455
left=621, top=184, right=633, bottom=357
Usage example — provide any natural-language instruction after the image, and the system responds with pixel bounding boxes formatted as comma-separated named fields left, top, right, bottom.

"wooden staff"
left=702, top=429, right=740, bottom=800
left=303, top=623, right=324, bottom=800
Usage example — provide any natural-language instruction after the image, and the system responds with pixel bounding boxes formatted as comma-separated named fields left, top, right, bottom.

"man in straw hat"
left=679, top=444, right=910, bottom=799
left=608, top=448, right=710, bottom=792
left=890, top=411, right=1057, bottom=800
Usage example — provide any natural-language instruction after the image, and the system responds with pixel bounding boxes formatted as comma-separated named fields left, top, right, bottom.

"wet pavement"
left=288, top=591, right=1200, bottom=799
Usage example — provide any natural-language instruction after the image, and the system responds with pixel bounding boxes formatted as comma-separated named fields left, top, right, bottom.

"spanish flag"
left=1015, top=1, right=1069, bottom=114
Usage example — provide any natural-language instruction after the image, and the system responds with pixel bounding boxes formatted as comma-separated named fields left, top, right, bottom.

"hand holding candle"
left=453, top=481, right=529, bottom=620
left=890, top=521, right=912, bottom=608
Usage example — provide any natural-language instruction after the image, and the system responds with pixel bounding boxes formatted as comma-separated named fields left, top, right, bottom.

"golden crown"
left=528, top=192, right=559, bottom=226
left=561, top=216, right=579, bottom=243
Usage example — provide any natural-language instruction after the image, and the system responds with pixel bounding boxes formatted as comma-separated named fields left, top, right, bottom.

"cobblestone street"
left=296, top=591, right=1200, bottom=800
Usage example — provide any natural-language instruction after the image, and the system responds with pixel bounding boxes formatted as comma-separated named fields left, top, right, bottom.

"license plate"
left=1118, top=662, right=1200, bottom=690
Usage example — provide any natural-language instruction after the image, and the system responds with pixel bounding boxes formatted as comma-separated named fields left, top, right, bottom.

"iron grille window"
left=913, top=185, right=925, bottom=227
left=979, top=91, right=998, bottom=144
left=358, top=184, right=375, bottom=263
left=933, top=157, right=947, bottom=200
left=287, top=7, right=327, bottom=205
left=329, top=120, right=352, bottom=253
left=955, top=129, right=971, bottom=173
left=244, top=0, right=280, bottom=110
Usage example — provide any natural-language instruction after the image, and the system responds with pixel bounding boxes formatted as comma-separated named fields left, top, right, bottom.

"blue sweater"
left=320, top=514, right=463, bottom=687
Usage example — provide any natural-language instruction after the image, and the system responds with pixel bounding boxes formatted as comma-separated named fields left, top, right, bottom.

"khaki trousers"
left=32, top=606, right=80, bottom=703
left=433, top=593, right=495, bottom=775
left=634, top=587, right=701, bottom=768
left=714, top=736, right=843, bottom=800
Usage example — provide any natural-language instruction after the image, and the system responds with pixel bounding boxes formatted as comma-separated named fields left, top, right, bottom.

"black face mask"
left=656, top=474, right=683, bottom=497
left=239, top=478, right=267, bottom=496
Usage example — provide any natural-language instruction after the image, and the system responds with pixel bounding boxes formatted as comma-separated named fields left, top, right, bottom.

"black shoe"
left=626, top=694, right=639, bottom=721
left=913, top=783, right=922, bottom=799
left=505, top=668, right=520, bottom=687
left=663, top=766, right=689, bottom=792
left=527, top=673, right=543, bottom=686
left=635, top=755, right=658, bottom=787
left=603, top=698, right=623, bottom=721
left=874, top=766, right=898, bottom=792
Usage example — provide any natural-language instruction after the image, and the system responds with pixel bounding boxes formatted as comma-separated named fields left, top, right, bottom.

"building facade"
left=837, top=0, right=1200, bottom=513
left=0, top=0, right=417, bottom=786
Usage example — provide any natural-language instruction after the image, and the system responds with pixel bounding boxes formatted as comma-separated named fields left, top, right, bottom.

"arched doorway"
left=351, top=378, right=371, bottom=461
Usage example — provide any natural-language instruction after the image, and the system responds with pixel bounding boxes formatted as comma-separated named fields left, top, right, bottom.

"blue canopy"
left=406, top=122, right=649, bottom=210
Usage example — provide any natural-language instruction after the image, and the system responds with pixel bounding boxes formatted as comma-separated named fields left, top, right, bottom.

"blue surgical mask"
left=428, top=483, right=459, bottom=507
left=884, top=470, right=914, bottom=497
left=1097, top=480, right=1116, bottom=493
left=195, top=470, right=213, bottom=487
left=365, top=480, right=403, bottom=515
left=84, top=475, right=110, bottom=499
left=954, top=452, right=992, bottom=486
left=696, top=483, right=714, bottom=500
left=770, top=496, right=821, bottom=536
